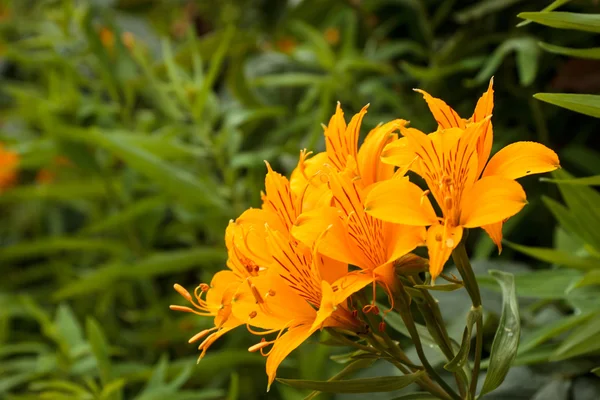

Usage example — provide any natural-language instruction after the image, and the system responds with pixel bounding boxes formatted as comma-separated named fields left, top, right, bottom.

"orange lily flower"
left=0, top=143, right=19, bottom=190
left=365, top=81, right=560, bottom=280
left=233, top=226, right=371, bottom=390
left=291, top=104, right=425, bottom=305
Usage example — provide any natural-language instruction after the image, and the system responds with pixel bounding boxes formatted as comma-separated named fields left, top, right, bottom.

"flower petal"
left=482, top=141, right=560, bottom=180
left=325, top=103, right=367, bottom=171
left=482, top=221, right=504, bottom=254
left=381, top=136, right=419, bottom=172
left=414, top=89, right=466, bottom=129
left=266, top=323, right=314, bottom=391
left=365, top=178, right=438, bottom=226
left=358, top=119, right=406, bottom=185
left=331, top=271, right=374, bottom=304
left=459, top=176, right=527, bottom=228
left=426, top=224, right=463, bottom=281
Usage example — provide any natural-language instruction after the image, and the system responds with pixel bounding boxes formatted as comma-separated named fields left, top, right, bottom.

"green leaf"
left=251, top=73, right=324, bottom=88
left=480, top=270, right=520, bottom=397
left=477, top=268, right=582, bottom=299
left=55, top=304, right=85, bottom=351
left=551, top=315, right=600, bottom=360
left=444, top=306, right=480, bottom=372
left=391, top=394, right=439, bottom=400
left=455, top=0, right=523, bottom=24
left=534, top=93, right=600, bottom=118
left=592, top=367, right=600, bottom=377
left=518, top=311, right=597, bottom=354
left=382, top=307, right=437, bottom=347
left=278, top=372, right=424, bottom=394
left=289, top=21, right=336, bottom=69
left=305, top=359, right=375, bottom=400
left=0, top=238, right=128, bottom=263
left=517, top=12, right=600, bottom=33
left=574, top=270, right=600, bottom=288
left=550, top=169, right=600, bottom=252
left=54, top=248, right=225, bottom=299
left=471, top=37, right=539, bottom=86
left=414, top=283, right=463, bottom=292
left=541, top=175, right=600, bottom=186
left=86, top=317, right=112, bottom=386
left=81, top=196, right=167, bottom=235
left=538, top=42, right=600, bottom=60
left=517, top=0, right=572, bottom=27
left=0, top=181, right=110, bottom=203
left=401, top=57, right=484, bottom=81
left=503, top=241, right=600, bottom=270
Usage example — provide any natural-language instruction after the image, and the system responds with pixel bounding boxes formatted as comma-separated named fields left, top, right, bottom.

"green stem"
left=452, top=241, right=483, bottom=399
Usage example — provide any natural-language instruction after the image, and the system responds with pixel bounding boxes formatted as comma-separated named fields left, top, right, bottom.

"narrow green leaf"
left=54, top=248, right=225, bottom=299
left=592, top=367, right=600, bottom=376
left=289, top=21, right=336, bottom=69
left=305, top=359, right=375, bottom=400
left=0, top=238, right=128, bottom=263
left=519, top=311, right=597, bottom=354
left=541, top=175, right=600, bottom=186
left=81, top=196, right=166, bottom=235
left=445, top=306, right=481, bottom=372
left=534, top=93, right=600, bottom=118
left=517, top=12, right=600, bottom=33
left=86, top=318, right=112, bottom=386
left=414, top=283, right=463, bottom=292
left=477, top=268, right=582, bottom=299
left=574, top=270, right=600, bottom=288
left=517, top=0, right=571, bottom=27
left=382, top=307, right=437, bottom=347
left=86, top=129, right=226, bottom=211
left=455, top=0, right=523, bottom=24
left=278, top=372, right=424, bottom=394
left=251, top=73, right=324, bottom=88
left=504, top=241, right=600, bottom=270
left=0, top=181, right=109, bottom=202
left=551, top=315, right=600, bottom=360
left=391, top=394, right=439, bottom=400
left=480, top=270, right=520, bottom=397
left=538, top=42, right=600, bottom=60
left=55, top=304, right=85, bottom=350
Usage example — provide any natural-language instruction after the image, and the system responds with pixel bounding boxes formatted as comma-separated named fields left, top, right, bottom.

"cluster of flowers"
left=171, top=81, right=560, bottom=389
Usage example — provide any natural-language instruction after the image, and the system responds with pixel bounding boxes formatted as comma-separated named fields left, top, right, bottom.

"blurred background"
left=1, top=0, right=599, bottom=399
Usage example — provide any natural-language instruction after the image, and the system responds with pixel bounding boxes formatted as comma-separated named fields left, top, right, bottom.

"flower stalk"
left=452, top=238, right=483, bottom=399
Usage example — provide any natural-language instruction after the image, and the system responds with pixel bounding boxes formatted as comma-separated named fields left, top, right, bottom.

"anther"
left=199, top=283, right=209, bottom=292
left=248, top=338, right=270, bottom=353
left=445, top=238, right=455, bottom=248
left=249, top=311, right=257, bottom=319
left=378, top=321, right=386, bottom=332
left=267, top=289, right=276, bottom=297
left=169, top=305, right=195, bottom=313
left=188, top=329, right=214, bottom=343
left=435, top=234, right=442, bottom=242
left=251, top=285, right=264, bottom=304
left=444, top=196, right=453, bottom=210
left=173, top=284, right=192, bottom=301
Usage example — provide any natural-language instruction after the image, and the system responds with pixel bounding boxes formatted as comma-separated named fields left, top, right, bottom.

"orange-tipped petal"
left=482, top=141, right=560, bottom=180
left=325, top=103, right=367, bottom=171
left=472, top=78, right=494, bottom=123
left=459, top=176, right=527, bottom=228
left=414, top=89, right=466, bottom=129
left=358, top=119, right=406, bottom=185
left=265, top=324, right=314, bottom=391
left=365, top=178, right=438, bottom=226
left=426, top=224, right=463, bottom=281
left=482, top=221, right=504, bottom=254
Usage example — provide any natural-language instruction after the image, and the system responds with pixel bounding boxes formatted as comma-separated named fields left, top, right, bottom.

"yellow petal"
left=472, top=78, right=494, bottom=123
left=459, top=176, right=527, bottom=228
left=292, top=207, right=365, bottom=267
left=325, top=103, right=367, bottom=171
left=358, top=119, right=406, bottom=185
left=266, top=323, right=314, bottom=391
left=365, top=178, right=438, bottom=226
left=414, top=89, right=466, bottom=129
left=381, top=136, right=419, bottom=173
left=426, top=224, right=463, bottom=281
left=384, top=223, right=427, bottom=263
left=482, top=141, right=560, bottom=180
left=263, top=162, right=300, bottom=231
left=331, top=271, right=374, bottom=304
left=471, top=78, right=495, bottom=175
left=482, top=221, right=504, bottom=254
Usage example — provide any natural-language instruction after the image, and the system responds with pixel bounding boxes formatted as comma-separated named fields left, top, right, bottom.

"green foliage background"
left=1, top=0, right=599, bottom=399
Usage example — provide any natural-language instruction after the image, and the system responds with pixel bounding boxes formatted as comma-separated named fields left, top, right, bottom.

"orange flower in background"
left=0, top=143, right=19, bottom=190
left=324, top=27, right=340, bottom=45
left=275, top=36, right=297, bottom=54
left=365, top=80, right=560, bottom=280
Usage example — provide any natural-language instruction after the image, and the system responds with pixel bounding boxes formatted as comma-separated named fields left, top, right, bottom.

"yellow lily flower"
left=291, top=104, right=425, bottom=306
left=365, top=81, right=560, bottom=280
